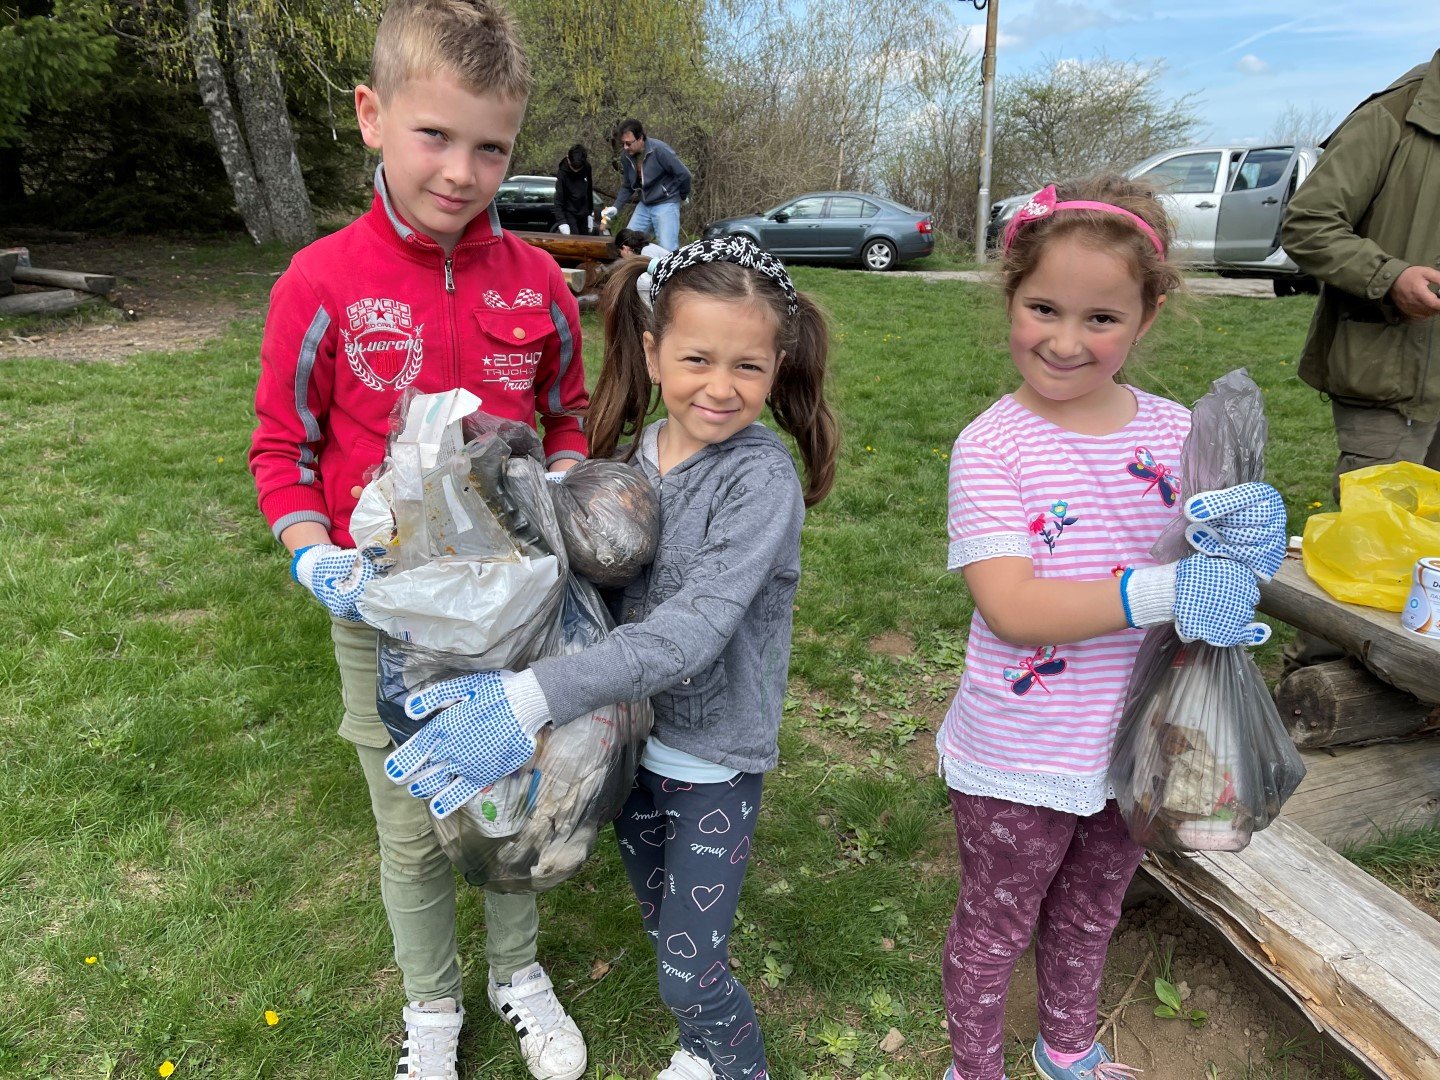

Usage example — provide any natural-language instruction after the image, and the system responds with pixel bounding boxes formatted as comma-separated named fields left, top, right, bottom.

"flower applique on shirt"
left=1002, top=645, right=1068, bottom=695
left=1126, top=446, right=1180, bottom=506
left=1029, top=499, right=1078, bottom=553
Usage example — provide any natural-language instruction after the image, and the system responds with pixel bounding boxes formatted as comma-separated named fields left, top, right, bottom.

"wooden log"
left=12, top=266, right=117, bottom=295
left=1277, top=659, right=1440, bottom=748
left=558, top=267, right=587, bottom=295
left=0, top=289, right=101, bottom=317
left=1259, top=558, right=1440, bottom=705
left=1144, top=815, right=1440, bottom=1078
left=1282, top=740, right=1440, bottom=847
left=511, top=230, right=614, bottom=263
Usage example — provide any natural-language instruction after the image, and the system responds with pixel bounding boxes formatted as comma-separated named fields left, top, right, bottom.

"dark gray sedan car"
left=703, top=191, right=934, bottom=270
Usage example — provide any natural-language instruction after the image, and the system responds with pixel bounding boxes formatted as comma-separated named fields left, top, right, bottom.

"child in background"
left=247, top=2, right=590, bottom=1078
left=613, top=227, right=671, bottom=308
left=385, top=235, right=839, bottom=1080
left=939, top=177, right=1287, bottom=1080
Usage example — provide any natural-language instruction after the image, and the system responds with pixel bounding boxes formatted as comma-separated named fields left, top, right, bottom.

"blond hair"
left=370, top=0, right=531, bottom=103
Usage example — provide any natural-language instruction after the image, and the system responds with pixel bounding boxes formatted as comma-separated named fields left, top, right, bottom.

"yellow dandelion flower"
left=217, top=456, right=225, bottom=463
left=159, top=1062, right=176, bottom=1078
left=264, top=1010, right=280, bottom=1027
left=84, top=956, right=97, bottom=965
left=1309, top=500, right=1323, bottom=509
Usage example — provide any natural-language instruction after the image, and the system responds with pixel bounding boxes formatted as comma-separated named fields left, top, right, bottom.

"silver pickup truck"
left=987, top=144, right=1322, bottom=296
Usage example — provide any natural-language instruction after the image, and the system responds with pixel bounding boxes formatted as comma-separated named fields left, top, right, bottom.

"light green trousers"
left=332, top=618, right=538, bottom=1006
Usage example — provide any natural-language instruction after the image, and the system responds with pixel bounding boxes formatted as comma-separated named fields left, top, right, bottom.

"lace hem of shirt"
left=949, top=532, right=1031, bottom=571
left=939, top=753, right=1114, bottom=816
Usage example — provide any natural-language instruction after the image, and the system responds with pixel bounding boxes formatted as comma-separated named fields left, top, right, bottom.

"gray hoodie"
left=529, top=421, right=805, bottom=774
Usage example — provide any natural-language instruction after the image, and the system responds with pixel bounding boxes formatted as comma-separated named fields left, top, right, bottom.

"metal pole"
left=974, top=0, right=998, bottom=263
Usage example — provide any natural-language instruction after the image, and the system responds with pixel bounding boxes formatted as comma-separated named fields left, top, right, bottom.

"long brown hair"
left=587, top=257, right=838, bottom=506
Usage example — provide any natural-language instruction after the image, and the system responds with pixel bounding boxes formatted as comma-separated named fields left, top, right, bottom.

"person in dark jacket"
left=600, top=119, right=691, bottom=249
left=554, top=143, right=593, bottom=235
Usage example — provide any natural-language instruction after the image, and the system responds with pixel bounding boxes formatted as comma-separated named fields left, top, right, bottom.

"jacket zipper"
left=444, top=255, right=459, bottom=386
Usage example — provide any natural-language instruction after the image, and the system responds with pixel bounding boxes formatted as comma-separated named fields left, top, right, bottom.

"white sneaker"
left=395, top=997, right=463, bottom=1080
left=488, top=962, right=587, bottom=1080
left=657, top=1049, right=716, bottom=1080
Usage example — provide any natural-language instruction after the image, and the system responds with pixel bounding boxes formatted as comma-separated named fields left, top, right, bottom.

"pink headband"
left=1002, top=184, right=1166, bottom=258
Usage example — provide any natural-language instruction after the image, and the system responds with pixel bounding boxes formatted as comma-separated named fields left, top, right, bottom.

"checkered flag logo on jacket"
left=649, top=235, right=799, bottom=316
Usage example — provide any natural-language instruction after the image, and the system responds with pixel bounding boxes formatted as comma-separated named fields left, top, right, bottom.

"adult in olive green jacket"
left=1281, top=49, right=1440, bottom=494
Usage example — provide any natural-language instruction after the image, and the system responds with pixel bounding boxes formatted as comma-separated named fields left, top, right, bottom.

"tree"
left=991, top=56, right=1200, bottom=198
left=0, top=0, right=117, bottom=212
left=510, top=0, right=710, bottom=195
left=1266, top=102, right=1338, bottom=147
left=874, top=31, right=980, bottom=239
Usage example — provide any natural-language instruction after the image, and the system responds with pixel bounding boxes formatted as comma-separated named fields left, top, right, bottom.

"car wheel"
left=1297, top=274, right=1320, bottom=295
left=1273, top=278, right=1297, bottom=298
left=862, top=238, right=897, bottom=271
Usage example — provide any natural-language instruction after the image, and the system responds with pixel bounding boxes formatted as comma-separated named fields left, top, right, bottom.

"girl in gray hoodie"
left=388, top=236, right=838, bottom=1080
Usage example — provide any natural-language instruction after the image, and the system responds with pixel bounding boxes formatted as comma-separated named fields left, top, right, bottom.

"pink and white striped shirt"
left=939, top=389, right=1191, bottom=815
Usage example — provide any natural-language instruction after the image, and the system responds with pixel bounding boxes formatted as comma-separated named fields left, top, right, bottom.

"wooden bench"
left=1133, top=555, right=1440, bottom=1075
left=1146, top=816, right=1440, bottom=1078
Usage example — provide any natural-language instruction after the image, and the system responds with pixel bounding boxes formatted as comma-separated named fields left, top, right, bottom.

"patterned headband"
left=1002, top=184, right=1166, bottom=258
left=648, top=235, right=799, bottom=316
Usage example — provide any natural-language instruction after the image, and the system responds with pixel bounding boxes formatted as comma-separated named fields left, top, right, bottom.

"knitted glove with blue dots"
left=1121, top=556, right=1271, bottom=647
left=291, top=544, right=387, bottom=622
left=385, top=670, right=552, bottom=818
left=1183, top=482, right=1287, bottom=581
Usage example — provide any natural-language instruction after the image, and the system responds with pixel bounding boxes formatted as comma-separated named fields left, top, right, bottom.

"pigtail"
left=587, top=258, right=657, bottom=461
left=770, top=293, right=839, bottom=507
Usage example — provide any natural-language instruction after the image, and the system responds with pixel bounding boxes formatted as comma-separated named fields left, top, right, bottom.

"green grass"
left=0, top=269, right=1341, bottom=1078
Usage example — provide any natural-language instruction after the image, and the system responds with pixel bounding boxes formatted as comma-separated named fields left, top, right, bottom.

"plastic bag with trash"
left=356, top=389, right=657, bottom=892
left=1302, top=461, right=1440, bottom=612
left=1107, top=370, right=1305, bottom=853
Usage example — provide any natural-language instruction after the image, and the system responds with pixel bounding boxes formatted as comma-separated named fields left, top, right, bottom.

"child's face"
left=355, top=73, right=525, bottom=253
left=644, top=295, right=781, bottom=465
left=1007, top=234, right=1157, bottom=414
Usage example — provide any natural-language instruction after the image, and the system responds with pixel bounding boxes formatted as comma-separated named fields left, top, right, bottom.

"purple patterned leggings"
left=943, top=791, right=1145, bottom=1080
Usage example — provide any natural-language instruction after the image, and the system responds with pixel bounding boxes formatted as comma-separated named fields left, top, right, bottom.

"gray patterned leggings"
left=943, top=791, right=1145, bottom=1080
left=615, top=767, right=768, bottom=1079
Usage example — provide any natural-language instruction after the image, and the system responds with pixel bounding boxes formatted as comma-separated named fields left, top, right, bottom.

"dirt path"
left=894, top=269, right=1280, bottom=299
left=0, top=235, right=282, bottom=363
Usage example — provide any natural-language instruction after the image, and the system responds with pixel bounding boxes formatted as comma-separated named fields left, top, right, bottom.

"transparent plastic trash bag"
left=1107, top=370, right=1305, bottom=852
left=548, top=459, right=660, bottom=587
left=360, top=390, right=654, bottom=892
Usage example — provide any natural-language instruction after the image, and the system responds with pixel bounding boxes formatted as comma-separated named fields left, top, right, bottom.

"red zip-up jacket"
left=250, top=167, right=589, bottom=547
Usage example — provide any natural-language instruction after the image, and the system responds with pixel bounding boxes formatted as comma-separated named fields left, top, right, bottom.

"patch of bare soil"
left=1, top=235, right=276, bottom=363
left=990, top=893, right=1357, bottom=1079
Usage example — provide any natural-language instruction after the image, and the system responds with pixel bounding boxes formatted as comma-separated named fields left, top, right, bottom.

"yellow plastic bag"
left=1303, top=461, right=1440, bottom=610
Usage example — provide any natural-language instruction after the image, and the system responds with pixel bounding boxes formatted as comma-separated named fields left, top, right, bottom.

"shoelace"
left=516, top=980, right=567, bottom=1032
left=1093, top=1062, right=1141, bottom=1079
left=408, top=1018, right=460, bottom=1076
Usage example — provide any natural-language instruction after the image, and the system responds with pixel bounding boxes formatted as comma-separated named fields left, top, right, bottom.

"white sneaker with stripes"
left=394, top=997, right=463, bottom=1080
left=487, top=962, right=587, bottom=1080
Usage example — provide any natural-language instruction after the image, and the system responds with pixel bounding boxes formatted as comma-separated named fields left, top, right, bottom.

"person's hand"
left=600, top=206, right=617, bottom=224
left=1120, top=558, right=1271, bottom=647
left=1389, top=265, right=1440, bottom=321
left=292, top=544, right=387, bottom=621
left=384, top=671, right=551, bottom=818
left=1183, top=482, right=1287, bottom=581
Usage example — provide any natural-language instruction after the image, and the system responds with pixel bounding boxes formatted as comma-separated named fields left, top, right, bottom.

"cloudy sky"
left=952, top=0, right=1437, bottom=144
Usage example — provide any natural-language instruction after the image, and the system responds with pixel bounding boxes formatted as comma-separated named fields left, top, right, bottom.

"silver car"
left=703, top=191, right=935, bottom=271
left=987, top=145, right=1322, bottom=294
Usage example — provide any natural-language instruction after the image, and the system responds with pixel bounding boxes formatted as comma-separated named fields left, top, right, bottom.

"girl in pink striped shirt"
left=938, top=177, right=1287, bottom=1080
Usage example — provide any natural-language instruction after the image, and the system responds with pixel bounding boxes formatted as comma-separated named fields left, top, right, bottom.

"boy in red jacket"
left=247, top=2, right=588, bottom=1078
